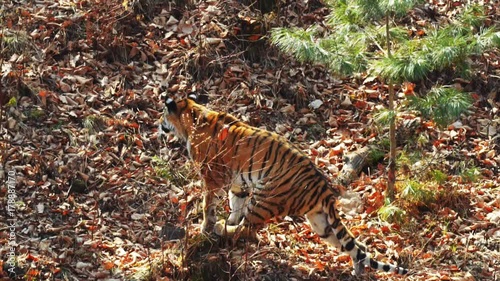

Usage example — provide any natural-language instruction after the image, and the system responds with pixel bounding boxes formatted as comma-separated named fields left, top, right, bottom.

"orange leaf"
left=148, top=40, right=159, bottom=51
left=39, top=90, right=49, bottom=97
left=328, top=146, right=343, bottom=157
left=483, top=205, right=493, bottom=212
left=404, top=82, right=415, bottom=96
left=129, top=46, right=139, bottom=58
left=365, top=206, right=376, bottom=214
left=87, top=225, right=98, bottom=231
left=354, top=100, right=367, bottom=109
left=482, top=159, right=495, bottom=166
left=135, top=139, right=143, bottom=148
left=20, top=9, right=31, bottom=17
left=421, top=252, right=432, bottom=259
left=380, top=225, right=391, bottom=234
left=128, top=122, right=139, bottom=129
left=62, top=20, right=73, bottom=28
left=337, top=254, right=351, bottom=262
left=179, top=202, right=187, bottom=213
left=26, top=254, right=39, bottom=262
left=248, top=35, right=261, bottom=41
left=314, top=260, right=325, bottom=271
left=27, top=269, right=40, bottom=277
left=103, top=261, right=114, bottom=270
left=170, top=196, right=179, bottom=204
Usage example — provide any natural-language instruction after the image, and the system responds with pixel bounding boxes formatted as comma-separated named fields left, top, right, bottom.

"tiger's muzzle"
left=158, top=118, right=175, bottom=136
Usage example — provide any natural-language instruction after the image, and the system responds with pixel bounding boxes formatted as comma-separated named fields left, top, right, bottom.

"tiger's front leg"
left=200, top=190, right=217, bottom=234
left=200, top=177, right=221, bottom=234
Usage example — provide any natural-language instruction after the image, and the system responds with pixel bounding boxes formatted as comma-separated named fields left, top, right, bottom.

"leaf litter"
left=0, top=0, right=499, bottom=280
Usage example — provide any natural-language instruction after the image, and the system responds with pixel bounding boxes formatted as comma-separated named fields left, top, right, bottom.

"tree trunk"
left=386, top=14, right=396, bottom=202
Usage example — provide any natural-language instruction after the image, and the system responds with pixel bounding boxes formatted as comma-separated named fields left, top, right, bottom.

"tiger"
left=158, top=93, right=408, bottom=276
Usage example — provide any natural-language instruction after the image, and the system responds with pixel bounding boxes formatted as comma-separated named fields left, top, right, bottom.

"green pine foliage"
left=272, top=0, right=424, bottom=78
left=400, top=180, right=433, bottom=204
left=459, top=3, right=487, bottom=29
left=371, top=55, right=430, bottom=83
left=408, top=86, right=473, bottom=127
left=373, top=108, right=396, bottom=126
left=430, top=170, right=447, bottom=184
left=271, top=2, right=499, bottom=83
left=371, top=4, right=500, bottom=82
left=477, top=27, right=500, bottom=49
left=271, top=1, right=493, bottom=128
left=7, top=97, right=17, bottom=107
left=271, top=26, right=369, bottom=75
left=270, top=0, right=491, bottom=206
left=378, top=203, right=406, bottom=223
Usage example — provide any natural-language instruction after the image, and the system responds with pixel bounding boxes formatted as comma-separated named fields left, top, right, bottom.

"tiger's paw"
left=214, top=219, right=230, bottom=236
left=215, top=220, right=259, bottom=241
left=227, top=213, right=244, bottom=226
left=214, top=219, right=244, bottom=237
left=200, top=220, right=214, bottom=235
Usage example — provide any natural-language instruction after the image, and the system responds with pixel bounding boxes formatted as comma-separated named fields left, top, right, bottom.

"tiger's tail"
left=307, top=198, right=408, bottom=275
left=327, top=202, right=407, bottom=275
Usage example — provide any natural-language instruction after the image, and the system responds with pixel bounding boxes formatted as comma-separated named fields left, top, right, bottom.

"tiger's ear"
left=187, top=92, right=209, bottom=104
left=165, top=96, right=177, bottom=113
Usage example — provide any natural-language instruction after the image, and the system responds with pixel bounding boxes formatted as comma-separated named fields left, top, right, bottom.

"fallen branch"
left=336, top=145, right=371, bottom=187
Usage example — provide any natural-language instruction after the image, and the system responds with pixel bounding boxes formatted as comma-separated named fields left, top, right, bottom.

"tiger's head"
left=158, top=93, right=208, bottom=141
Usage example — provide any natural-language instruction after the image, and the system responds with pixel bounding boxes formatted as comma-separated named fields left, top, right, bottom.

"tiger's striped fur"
left=159, top=95, right=408, bottom=275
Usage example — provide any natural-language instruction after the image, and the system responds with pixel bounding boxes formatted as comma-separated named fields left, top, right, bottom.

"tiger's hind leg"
left=227, top=189, right=249, bottom=225
left=215, top=196, right=269, bottom=240
left=305, top=211, right=342, bottom=248
left=227, top=181, right=250, bottom=226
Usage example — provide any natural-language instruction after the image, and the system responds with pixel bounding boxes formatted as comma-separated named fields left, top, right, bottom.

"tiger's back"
left=160, top=94, right=408, bottom=276
left=216, top=125, right=336, bottom=226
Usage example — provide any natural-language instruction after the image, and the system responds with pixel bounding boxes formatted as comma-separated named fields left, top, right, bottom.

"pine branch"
left=408, top=86, right=473, bottom=127
left=270, top=27, right=326, bottom=63
left=271, top=26, right=369, bottom=75
left=457, top=4, right=487, bottom=30
left=475, top=27, right=500, bottom=50
left=325, top=0, right=365, bottom=26
left=370, top=54, right=430, bottom=82
left=379, top=0, right=423, bottom=17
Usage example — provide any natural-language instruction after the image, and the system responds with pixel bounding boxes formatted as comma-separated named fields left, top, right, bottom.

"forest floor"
left=0, top=0, right=499, bottom=280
